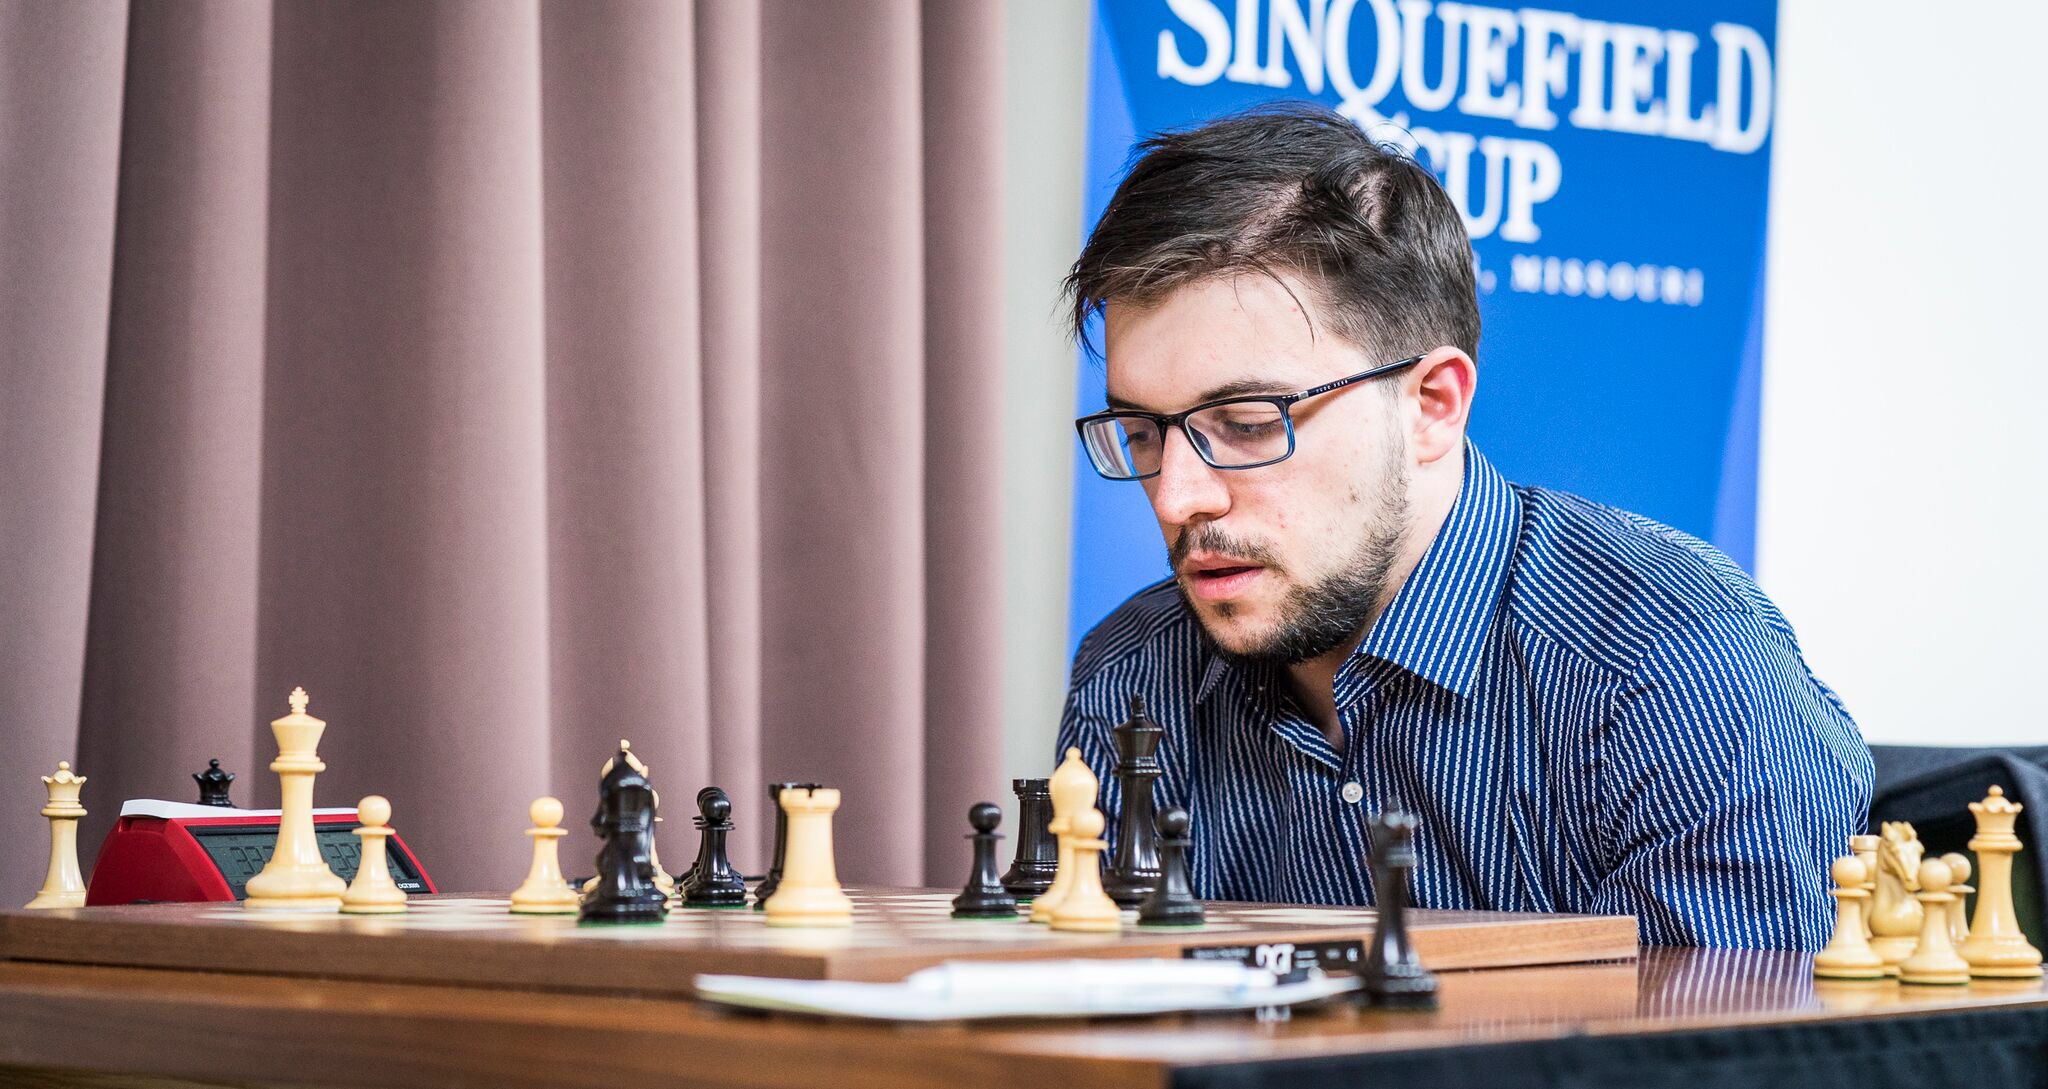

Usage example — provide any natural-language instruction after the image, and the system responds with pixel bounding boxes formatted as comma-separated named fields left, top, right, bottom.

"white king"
left=244, top=687, right=346, bottom=911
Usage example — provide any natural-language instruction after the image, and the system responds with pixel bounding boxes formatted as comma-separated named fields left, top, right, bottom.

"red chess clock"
left=86, top=800, right=436, bottom=906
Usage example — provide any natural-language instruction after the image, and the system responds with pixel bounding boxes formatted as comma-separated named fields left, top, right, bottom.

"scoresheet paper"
left=694, top=959, right=1359, bottom=1020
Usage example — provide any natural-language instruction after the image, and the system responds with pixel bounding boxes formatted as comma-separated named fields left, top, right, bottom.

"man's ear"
left=1407, top=346, right=1475, bottom=465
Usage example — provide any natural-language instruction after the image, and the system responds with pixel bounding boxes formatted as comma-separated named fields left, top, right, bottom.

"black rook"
left=755, top=780, right=819, bottom=908
left=1001, top=778, right=1057, bottom=899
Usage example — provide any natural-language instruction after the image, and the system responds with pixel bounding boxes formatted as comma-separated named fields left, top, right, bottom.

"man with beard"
left=1054, top=105, right=1871, bottom=951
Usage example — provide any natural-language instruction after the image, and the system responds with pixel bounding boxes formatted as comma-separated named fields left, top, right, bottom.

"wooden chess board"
left=0, top=888, right=1637, bottom=998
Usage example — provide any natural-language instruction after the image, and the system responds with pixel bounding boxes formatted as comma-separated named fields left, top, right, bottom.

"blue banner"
left=1070, top=0, right=1777, bottom=652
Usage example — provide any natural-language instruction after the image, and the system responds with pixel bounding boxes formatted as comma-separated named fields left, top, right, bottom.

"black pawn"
left=1358, top=811, right=1437, bottom=1009
left=952, top=803, right=1019, bottom=919
left=1137, top=806, right=1203, bottom=927
left=1000, top=778, right=1057, bottom=900
left=1104, top=695, right=1164, bottom=906
left=673, top=785, right=732, bottom=890
left=672, top=786, right=716, bottom=891
left=582, top=746, right=670, bottom=924
left=755, top=780, right=819, bottom=908
left=193, top=759, right=236, bottom=808
left=682, top=788, right=748, bottom=908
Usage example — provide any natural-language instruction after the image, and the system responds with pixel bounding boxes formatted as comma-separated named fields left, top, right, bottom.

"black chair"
left=1866, top=745, right=2048, bottom=950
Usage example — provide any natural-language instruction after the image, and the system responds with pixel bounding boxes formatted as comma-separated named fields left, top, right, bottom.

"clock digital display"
left=191, top=826, right=427, bottom=900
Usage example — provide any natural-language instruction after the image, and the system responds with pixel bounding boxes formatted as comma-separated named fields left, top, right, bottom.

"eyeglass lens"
left=1083, top=401, right=1289, bottom=478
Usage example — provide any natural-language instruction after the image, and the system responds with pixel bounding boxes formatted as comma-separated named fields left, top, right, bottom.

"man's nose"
left=1148, top=425, right=1231, bottom=527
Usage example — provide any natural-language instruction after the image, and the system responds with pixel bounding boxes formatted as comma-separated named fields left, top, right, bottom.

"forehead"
left=1103, top=273, right=1349, bottom=411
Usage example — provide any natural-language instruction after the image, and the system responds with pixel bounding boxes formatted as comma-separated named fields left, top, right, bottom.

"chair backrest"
left=1868, top=746, right=2048, bottom=951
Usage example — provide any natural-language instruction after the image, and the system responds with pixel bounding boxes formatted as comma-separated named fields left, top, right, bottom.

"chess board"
left=0, top=889, right=1637, bottom=998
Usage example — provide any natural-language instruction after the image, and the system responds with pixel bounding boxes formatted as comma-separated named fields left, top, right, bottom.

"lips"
left=1182, top=559, right=1266, bottom=602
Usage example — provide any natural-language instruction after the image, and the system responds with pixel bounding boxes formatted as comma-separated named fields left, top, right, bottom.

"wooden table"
left=2, top=948, right=2045, bottom=1089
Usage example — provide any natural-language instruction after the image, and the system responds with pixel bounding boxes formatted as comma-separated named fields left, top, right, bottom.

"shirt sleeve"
left=1589, top=609, right=1874, bottom=950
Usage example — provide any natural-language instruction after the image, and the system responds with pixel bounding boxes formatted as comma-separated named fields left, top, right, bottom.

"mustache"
left=1170, top=524, right=1283, bottom=572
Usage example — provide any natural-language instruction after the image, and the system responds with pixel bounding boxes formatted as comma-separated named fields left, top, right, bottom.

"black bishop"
left=582, top=744, right=670, bottom=924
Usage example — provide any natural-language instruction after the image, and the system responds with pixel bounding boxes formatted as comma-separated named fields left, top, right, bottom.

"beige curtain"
left=0, top=0, right=1006, bottom=903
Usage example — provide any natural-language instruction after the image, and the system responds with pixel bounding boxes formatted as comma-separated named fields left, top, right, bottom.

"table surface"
left=2, top=946, right=2045, bottom=1089
left=0, top=890, right=1638, bottom=995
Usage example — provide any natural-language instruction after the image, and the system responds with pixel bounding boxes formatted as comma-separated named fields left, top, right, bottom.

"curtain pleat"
left=918, top=0, right=1007, bottom=883
left=0, top=0, right=1006, bottom=901
left=77, top=0, right=273, bottom=858
left=255, top=0, right=557, bottom=881
left=759, top=0, right=933, bottom=884
left=538, top=0, right=718, bottom=863
left=0, top=1, right=130, bottom=898
left=694, top=0, right=768, bottom=867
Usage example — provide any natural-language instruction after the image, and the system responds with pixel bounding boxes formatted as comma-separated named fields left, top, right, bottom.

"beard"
left=1171, top=461, right=1410, bottom=667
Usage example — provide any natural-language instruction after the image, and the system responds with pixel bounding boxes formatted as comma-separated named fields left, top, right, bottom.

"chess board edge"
left=0, top=889, right=1638, bottom=999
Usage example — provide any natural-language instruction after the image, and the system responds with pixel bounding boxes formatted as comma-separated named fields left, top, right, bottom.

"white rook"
left=763, top=787, right=853, bottom=928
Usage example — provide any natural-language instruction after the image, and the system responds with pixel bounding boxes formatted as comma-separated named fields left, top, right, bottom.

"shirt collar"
left=1196, top=653, right=1231, bottom=704
left=1193, top=439, right=1521, bottom=705
left=1354, top=439, right=1521, bottom=697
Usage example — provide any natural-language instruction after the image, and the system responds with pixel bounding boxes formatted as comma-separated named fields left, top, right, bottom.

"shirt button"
left=1340, top=782, right=1364, bottom=805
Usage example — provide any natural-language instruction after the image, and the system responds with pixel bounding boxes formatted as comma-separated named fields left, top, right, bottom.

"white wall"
left=999, top=0, right=1089, bottom=778
left=1758, top=1, right=2048, bottom=746
left=1002, top=1, right=2048, bottom=753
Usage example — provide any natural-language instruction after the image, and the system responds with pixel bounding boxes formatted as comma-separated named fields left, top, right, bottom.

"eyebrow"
left=1105, top=376, right=1295, bottom=413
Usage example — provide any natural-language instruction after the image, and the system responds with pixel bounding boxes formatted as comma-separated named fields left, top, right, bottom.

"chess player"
left=1055, top=104, right=1872, bottom=950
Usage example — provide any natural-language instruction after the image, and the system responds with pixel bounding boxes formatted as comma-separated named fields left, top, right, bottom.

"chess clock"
left=86, top=799, right=437, bottom=906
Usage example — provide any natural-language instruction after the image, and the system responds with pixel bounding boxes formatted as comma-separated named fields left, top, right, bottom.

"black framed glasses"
left=1074, top=355, right=1423, bottom=481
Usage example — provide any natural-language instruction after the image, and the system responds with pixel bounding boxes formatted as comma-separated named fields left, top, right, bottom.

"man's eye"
left=1222, top=417, right=1281, bottom=437
left=1123, top=427, right=1160, bottom=448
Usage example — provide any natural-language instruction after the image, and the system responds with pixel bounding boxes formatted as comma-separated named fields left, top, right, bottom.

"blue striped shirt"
left=1057, top=442, right=1873, bottom=950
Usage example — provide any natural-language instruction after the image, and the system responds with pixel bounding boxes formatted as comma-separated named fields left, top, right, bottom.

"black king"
left=1359, top=811, right=1439, bottom=1008
left=1104, top=694, right=1164, bottom=907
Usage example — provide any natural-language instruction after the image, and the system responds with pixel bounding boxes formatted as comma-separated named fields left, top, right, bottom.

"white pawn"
left=1849, top=834, right=1879, bottom=938
left=1899, top=857, right=1970, bottom=985
left=1028, top=807, right=1073, bottom=924
left=1030, top=748, right=1094, bottom=924
left=1048, top=804, right=1120, bottom=933
left=340, top=796, right=407, bottom=914
left=1940, top=852, right=1973, bottom=945
left=510, top=797, right=581, bottom=914
left=1813, top=856, right=1885, bottom=980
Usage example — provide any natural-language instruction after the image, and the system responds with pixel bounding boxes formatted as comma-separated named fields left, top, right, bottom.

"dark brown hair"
left=1065, top=102, right=1480, bottom=365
